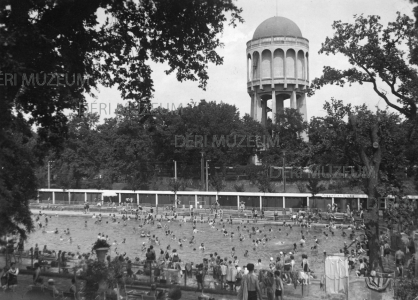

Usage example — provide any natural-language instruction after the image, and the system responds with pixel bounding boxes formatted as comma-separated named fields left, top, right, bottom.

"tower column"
left=298, top=92, right=308, bottom=141
left=247, top=54, right=249, bottom=82
left=251, top=52, right=254, bottom=91
left=277, top=96, right=284, bottom=114
left=284, top=48, right=287, bottom=89
left=290, top=90, right=296, bottom=109
left=262, top=100, right=267, bottom=126
left=271, top=51, right=274, bottom=88
left=271, top=91, right=276, bottom=123
left=259, top=51, right=263, bottom=90
left=250, top=92, right=255, bottom=118
left=295, top=51, right=299, bottom=89
left=253, top=93, right=262, bottom=122
left=297, top=93, right=308, bottom=122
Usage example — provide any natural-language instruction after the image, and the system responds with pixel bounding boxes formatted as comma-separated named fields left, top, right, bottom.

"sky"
left=85, top=0, right=416, bottom=121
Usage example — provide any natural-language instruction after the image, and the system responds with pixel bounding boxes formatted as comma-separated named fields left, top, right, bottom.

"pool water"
left=27, top=215, right=352, bottom=274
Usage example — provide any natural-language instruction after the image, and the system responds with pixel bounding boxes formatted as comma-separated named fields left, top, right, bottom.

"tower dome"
left=253, top=16, right=302, bottom=39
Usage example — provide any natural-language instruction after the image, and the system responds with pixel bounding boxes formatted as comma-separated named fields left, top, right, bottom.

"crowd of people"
left=1, top=202, right=415, bottom=299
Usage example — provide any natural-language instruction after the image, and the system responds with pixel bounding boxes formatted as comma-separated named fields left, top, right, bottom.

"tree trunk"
left=354, top=120, right=383, bottom=273
left=364, top=166, right=384, bottom=272
left=414, top=230, right=418, bottom=278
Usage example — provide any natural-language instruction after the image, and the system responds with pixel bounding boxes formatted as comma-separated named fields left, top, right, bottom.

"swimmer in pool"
left=60, top=236, right=64, bottom=241
left=199, top=243, right=205, bottom=251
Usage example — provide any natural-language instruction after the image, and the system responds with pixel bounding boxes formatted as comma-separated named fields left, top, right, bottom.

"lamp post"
left=283, top=152, right=286, bottom=193
left=206, top=160, right=211, bottom=191
left=201, top=152, right=205, bottom=190
left=47, top=161, right=54, bottom=189
left=173, top=160, right=177, bottom=208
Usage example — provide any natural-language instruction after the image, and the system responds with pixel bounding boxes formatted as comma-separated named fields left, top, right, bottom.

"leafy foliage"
left=0, top=0, right=243, bottom=240
left=45, top=100, right=266, bottom=189
left=259, top=108, right=308, bottom=166
left=233, top=181, right=245, bottom=192
left=83, top=256, right=126, bottom=299
left=92, top=239, right=111, bottom=251
left=309, top=12, right=418, bottom=195
left=306, top=177, right=325, bottom=197
left=85, top=260, right=109, bottom=282
left=295, top=181, right=307, bottom=193
left=256, top=166, right=276, bottom=193
left=309, top=13, right=418, bottom=120
left=210, top=172, right=226, bottom=193
left=385, top=196, right=418, bottom=233
left=0, top=126, right=36, bottom=241
left=306, top=98, right=411, bottom=272
left=396, top=277, right=418, bottom=300
left=307, top=99, right=406, bottom=198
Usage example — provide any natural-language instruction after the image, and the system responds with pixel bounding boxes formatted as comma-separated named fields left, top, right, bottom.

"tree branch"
left=356, top=63, right=411, bottom=116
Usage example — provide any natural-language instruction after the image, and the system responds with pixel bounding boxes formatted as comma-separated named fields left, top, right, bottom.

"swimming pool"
left=26, top=214, right=352, bottom=274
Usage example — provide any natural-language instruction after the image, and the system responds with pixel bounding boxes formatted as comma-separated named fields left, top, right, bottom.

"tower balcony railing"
left=246, top=36, right=309, bottom=50
left=247, top=78, right=309, bottom=88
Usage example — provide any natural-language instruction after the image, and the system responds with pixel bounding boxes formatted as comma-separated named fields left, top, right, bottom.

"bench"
left=241, top=210, right=253, bottom=218
left=263, top=211, right=275, bottom=219
left=332, top=214, right=346, bottom=222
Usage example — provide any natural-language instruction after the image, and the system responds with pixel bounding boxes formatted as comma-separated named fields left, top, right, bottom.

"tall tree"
left=0, top=0, right=243, bottom=238
left=306, top=177, right=325, bottom=198
left=309, top=13, right=418, bottom=121
left=1, top=0, right=244, bottom=140
left=51, top=113, right=101, bottom=189
left=309, top=12, right=418, bottom=183
left=210, top=172, right=226, bottom=193
left=152, top=100, right=264, bottom=178
left=259, top=108, right=308, bottom=168
left=0, top=122, right=37, bottom=241
left=307, top=99, right=408, bottom=271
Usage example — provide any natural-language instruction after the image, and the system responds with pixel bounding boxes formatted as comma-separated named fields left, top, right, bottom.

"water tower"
left=247, top=16, right=309, bottom=134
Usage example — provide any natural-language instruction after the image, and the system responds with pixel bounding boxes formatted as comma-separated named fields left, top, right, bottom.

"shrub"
left=92, top=239, right=111, bottom=251
left=234, top=181, right=245, bottom=192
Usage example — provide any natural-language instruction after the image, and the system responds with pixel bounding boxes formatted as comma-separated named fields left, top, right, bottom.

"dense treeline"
left=37, top=99, right=417, bottom=196
left=38, top=100, right=266, bottom=190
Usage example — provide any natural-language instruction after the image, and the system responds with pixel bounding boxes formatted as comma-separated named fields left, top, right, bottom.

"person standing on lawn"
left=238, top=263, right=263, bottom=300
